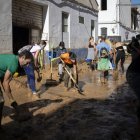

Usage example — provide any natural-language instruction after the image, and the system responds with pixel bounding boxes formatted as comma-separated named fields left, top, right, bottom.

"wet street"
left=1, top=57, right=140, bottom=140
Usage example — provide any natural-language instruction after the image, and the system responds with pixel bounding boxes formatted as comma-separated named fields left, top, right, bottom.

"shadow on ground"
left=1, top=82, right=140, bottom=140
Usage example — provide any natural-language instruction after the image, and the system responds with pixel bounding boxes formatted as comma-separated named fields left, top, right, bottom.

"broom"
left=46, top=57, right=60, bottom=85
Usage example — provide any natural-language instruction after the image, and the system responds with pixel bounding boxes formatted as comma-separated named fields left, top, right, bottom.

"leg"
left=28, top=66, right=36, bottom=93
left=100, top=71, right=104, bottom=84
left=120, top=53, right=125, bottom=74
left=64, top=66, right=71, bottom=90
left=115, top=53, right=120, bottom=70
left=58, top=63, right=63, bottom=82
left=24, top=64, right=36, bottom=94
left=104, top=70, right=109, bottom=83
left=64, top=69, right=69, bottom=89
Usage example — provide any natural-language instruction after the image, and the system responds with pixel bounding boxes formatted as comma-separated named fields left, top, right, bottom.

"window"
left=91, top=20, right=94, bottom=36
left=62, top=12, right=69, bottom=32
left=101, top=27, right=107, bottom=37
left=79, top=16, right=84, bottom=24
left=101, top=0, right=107, bottom=10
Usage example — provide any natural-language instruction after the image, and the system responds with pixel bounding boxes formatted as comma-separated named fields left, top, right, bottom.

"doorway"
left=13, top=26, right=30, bottom=75
left=13, top=26, right=29, bottom=54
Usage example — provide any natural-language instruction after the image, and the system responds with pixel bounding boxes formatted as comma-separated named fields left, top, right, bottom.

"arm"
left=95, top=48, right=98, bottom=60
left=2, top=70, right=14, bottom=102
left=34, top=50, right=40, bottom=67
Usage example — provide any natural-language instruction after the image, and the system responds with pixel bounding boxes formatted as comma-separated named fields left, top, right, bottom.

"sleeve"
left=107, top=45, right=111, bottom=51
left=8, top=64, right=18, bottom=75
left=8, top=61, right=18, bottom=75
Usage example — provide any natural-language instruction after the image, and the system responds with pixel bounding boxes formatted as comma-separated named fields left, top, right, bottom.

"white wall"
left=97, top=0, right=135, bottom=41
left=0, top=0, right=98, bottom=55
left=0, top=0, right=12, bottom=54
left=47, top=0, right=98, bottom=49
left=97, top=0, right=117, bottom=24
left=119, top=0, right=131, bottom=28
left=97, top=0, right=118, bottom=37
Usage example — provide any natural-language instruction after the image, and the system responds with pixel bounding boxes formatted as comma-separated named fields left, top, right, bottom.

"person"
left=24, top=41, right=42, bottom=97
left=0, top=51, right=33, bottom=129
left=60, top=51, right=78, bottom=91
left=86, top=36, right=97, bottom=71
left=18, top=41, right=41, bottom=98
left=110, top=40, right=117, bottom=69
left=56, top=41, right=67, bottom=83
left=114, top=42, right=126, bottom=75
left=96, top=36, right=112, bottom=84
left=38, top=40, right=46, bottom=69
left=126, top=35, right=140, bottom=120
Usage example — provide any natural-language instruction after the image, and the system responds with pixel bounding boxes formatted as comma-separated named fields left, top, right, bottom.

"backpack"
left=18, top=45, right=33, bottom=54
left=60, top=52, right=76, bottom=65
left=100, top=47, right=109, bottom=58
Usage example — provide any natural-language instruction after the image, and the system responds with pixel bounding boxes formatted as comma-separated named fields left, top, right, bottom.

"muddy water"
left=1, top=58, right=140, bottom=140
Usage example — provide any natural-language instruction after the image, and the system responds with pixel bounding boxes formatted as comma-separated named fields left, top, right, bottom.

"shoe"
left=32, top=94, right=40, bottom=100
left=59, top=78, right=63, bottom=83
left=69, top=88, right=77, bottom=92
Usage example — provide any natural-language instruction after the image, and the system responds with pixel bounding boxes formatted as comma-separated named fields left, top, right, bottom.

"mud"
left=1, top=57, right=140, bottom=140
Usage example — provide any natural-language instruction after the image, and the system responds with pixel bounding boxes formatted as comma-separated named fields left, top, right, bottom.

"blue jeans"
left=24, top=63, right=36, bottom=93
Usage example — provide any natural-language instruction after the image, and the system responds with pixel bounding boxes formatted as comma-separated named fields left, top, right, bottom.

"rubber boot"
left=59, top=74, right=63, bottom=83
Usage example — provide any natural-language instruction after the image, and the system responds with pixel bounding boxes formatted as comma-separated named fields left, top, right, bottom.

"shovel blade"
left=75, top=84, right=84, bottom=95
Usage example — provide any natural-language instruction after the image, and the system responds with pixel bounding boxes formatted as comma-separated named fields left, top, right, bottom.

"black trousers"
left=115, top=51, right=125, bottom=72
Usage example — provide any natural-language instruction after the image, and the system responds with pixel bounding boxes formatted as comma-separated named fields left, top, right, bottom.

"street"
left=1, top=56, right=140, bottom=140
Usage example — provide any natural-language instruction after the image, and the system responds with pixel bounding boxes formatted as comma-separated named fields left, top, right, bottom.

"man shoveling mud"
left=0, top=51, right=33, bottom=129
left=60, top=51, right=79, bottom=91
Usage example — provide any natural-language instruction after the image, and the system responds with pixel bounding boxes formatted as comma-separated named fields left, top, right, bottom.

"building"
left=131, top=5, right=140, bottom=33
left=96, top=0, right=140, bottom=42
left=0, top=0, right=98, bottom=60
